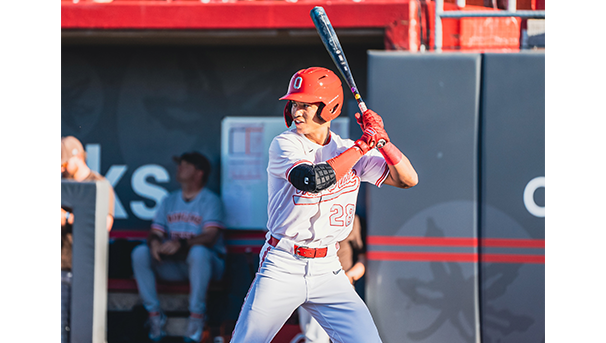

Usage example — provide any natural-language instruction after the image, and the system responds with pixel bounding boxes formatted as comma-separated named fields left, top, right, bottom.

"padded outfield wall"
left=365, top=51, right=544, bottom=343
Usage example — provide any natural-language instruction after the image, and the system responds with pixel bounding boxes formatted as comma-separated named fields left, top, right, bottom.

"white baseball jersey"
left=266, top=128, right=389, bottom=247
left=152, top=188, right=226, bottom=255
left=231, top=128, right=388, bottom=343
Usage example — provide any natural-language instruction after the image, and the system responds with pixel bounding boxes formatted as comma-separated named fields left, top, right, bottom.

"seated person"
left=131, top=152, right=226, bottom=342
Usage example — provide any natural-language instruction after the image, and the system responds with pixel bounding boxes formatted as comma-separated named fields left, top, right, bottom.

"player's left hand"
left=61, top=208, right=74, bottom=226
left=158, top=240, right=181, bottom=255
left=345, top=271, right=356, bottom=285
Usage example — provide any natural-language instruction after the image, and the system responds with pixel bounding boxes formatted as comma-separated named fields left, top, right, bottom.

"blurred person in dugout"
left=61, top=136, right=116, bottom=343
left=297, top=214, right=367, bottom=343
left=485, top=0, right=509, bottom=9
left=131, top=151, right=226, bottom=343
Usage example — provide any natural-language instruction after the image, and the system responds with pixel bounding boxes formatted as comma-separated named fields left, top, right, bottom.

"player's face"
left=291, top=101, right=328, bottom=136
left=61, top=156, right=77, bottom=178
left=176, top=161, right=203, bottom=184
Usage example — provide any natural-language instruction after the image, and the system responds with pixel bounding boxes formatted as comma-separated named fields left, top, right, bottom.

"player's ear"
left=314, top=103, right=327, bottom=124
left=195, top=169, right=204, bottom=182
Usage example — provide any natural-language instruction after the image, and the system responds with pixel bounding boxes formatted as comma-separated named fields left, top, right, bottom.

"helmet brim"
left=278, top=93, right=324, bottom=104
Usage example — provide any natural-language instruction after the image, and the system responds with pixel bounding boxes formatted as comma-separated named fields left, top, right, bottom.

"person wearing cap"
left=131, top=151, right=226, bottom=342
left=61, top=136, right=116, bottom=343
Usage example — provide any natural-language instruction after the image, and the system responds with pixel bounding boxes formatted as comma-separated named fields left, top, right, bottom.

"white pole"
left=435, top=0, right=443, bottom=51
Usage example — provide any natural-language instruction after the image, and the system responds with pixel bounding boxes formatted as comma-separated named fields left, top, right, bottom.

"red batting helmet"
left=279, top=67, right=344, bottom=127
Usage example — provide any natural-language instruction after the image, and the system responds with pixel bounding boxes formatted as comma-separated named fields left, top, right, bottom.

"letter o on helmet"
left=279, top=67, right=344, bottom=127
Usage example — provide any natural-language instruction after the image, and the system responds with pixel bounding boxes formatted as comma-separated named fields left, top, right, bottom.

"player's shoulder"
left=273, top=128, right=300, bottom=142
left=86, top=170, right=105, bottom=182
left=161, top=190, right=180, bottom=202
left=200, top=187, right=221, bottom=201
left=197, top=188, right=224, bottom=212
left=270, top=129, right=305, bottom=150
left=86, top=171, right=115, bottom=189
left=329, top=132, right=354, bottom=148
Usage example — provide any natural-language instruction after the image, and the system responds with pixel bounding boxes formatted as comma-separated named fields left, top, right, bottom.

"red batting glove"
left=363, top=109, right=385, bottom=130
left=355, top=127, right=376, bottom=153
left=373, top=125, right=390, bottom=147
left=355, top=112, right=365, bottom=129
left=355, top=125, right=390, bottom=154
left=354, top=109, right=384, bottom=131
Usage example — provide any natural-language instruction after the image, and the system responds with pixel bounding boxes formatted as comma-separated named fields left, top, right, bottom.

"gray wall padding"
left=479, top=52, right=545, bottom=343
left=365, top=51, right=544, bottom=343
left=62, top=180, right=110, bottom=343
left=365, top=52, right=482, bottom=343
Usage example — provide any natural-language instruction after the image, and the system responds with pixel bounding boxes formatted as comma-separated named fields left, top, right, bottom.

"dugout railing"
left=434, top=0, right=545, bottom=51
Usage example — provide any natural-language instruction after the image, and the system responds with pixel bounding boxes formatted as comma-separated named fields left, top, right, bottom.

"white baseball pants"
left=298, top=306, right=331, bottom=343
left=230, top=241, right=382, bottom=343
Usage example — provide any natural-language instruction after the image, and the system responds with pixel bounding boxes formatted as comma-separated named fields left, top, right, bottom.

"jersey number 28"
left=329, top=204, right=355, bottom=227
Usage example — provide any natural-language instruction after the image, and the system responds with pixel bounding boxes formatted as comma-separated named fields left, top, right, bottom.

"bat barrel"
left=312, top=7, right=383, bottom=148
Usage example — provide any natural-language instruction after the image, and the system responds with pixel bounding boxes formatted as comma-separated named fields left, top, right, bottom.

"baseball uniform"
left=298, top=214, right=367, bottom=343
left=131, top=187, right=226, bottom=316
left=230, top=128, right=387, bottom=343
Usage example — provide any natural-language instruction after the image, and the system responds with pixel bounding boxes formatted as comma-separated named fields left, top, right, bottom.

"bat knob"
left=377, top=139, right=387, bottom=149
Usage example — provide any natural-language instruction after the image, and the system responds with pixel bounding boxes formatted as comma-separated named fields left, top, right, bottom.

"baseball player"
left=230, top=67, right=418, bottom=343
left=131, top=152, right=226, bottom=342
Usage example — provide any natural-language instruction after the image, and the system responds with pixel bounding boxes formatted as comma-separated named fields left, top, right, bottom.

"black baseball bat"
left=310, top=6, right=386, bottom=148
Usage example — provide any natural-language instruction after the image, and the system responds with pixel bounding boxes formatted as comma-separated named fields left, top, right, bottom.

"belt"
left=268, top=236, right=328, bottom=259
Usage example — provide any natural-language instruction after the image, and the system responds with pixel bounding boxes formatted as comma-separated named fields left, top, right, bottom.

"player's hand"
left=61, top=208, right=74, bottom=226
left=355, top=112, right=365, bottom=129
left=150, top=240, right=163, bottom=262
left=158, top=240, right=181, bottom=256
left=345, top=261, right=365, bottom=285
left=345, top=271, right=356, bottom=285
left=355, top=109, right=384, bottom=131
left=354, top=127, right=374, bottom=153
left=355, top=125, right=390, bottom=153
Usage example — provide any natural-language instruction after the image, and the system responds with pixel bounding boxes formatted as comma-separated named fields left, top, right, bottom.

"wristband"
left=379, top=142, right=403, bottom=166
left=65, top=212, right=71, bottom=223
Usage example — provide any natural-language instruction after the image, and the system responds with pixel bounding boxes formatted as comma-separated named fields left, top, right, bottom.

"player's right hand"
left=150, top=240, right=163, bottom=262
left=159, top=240, right=181, bottom=255
left=61, top=208, right=74, bottom=226
left=355, top=125, right=390, bottom=153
